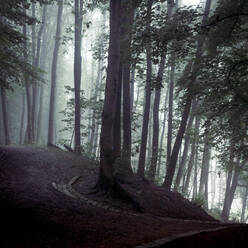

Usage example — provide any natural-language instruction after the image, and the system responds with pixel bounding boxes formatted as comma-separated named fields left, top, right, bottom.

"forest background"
left=0, top=0, right=248, bottom=223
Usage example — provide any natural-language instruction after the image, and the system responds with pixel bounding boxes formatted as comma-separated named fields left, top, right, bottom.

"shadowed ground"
left=0, top=146, right=247, bottom=248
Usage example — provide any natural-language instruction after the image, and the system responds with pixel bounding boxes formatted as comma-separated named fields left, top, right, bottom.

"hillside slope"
left=0, top=146, right=246, bottom=248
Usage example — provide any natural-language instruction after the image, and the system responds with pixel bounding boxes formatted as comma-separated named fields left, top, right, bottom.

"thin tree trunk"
left=137, top=0, right=153, bottom=178
left=19, top=94, right=26, bottom=144
left=166, top=54, right=175, bottom=169
left=48, top=0, right=63, bottom=145
left=193, top=138, right=199, bottom=199
left=33, top=4, right=47, bottom=143
left=199, top=134, right=211, bottom=202
left=1, top=87, right=10, bottom=145
left=31, top=3, right=36, bottom=142
left=74, top=0, right=83, bottom=153
left=163, top=0, right=212, bottom=190
left=183, top=115, right=200, bottom=194
left=210, top=160, right=216, bottom=209
left=23, top=12, right=33, bottom=144
left=227, top=156, right=242, bottom=219
left=132, top=85, right=140, bottom=115
left=89, top=60, right=102, bottom=152
left=241, top=186, right=248, bottom=223
left=174, top=98, right=197, bottom=191
left=221, top=141, right=235, bottom=221
left=130, top=69, right=135, bottom=112
left=163, top=95, right=192, bottom=189
left=149, top=51, right=167, bottom=181
left=156, top=82, right=169, bottom=179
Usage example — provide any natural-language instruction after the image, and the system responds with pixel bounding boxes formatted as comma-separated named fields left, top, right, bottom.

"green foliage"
left=0, top=0, right=45, bottom=89
left=181, top=0, right=248, bottom=164
left=59, top=86, right=87, bottom=135
left=59, top=85, right=104, bottom=156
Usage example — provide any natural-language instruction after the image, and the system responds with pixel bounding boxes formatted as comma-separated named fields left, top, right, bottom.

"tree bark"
left=31, top=3, right=36, bottom=142
left=120, top=1, right=136, bottom=174
left=98, top=0, right=121, bottom=186
left=0, top=87, right=10, bottom=145
left=32, top=4, right=47, bottom=143
left=137, top=0, right=153, bottom=178
left=19, top=94, right=25, bottom=145
left=156, top=82, right=169, bottom=179
left=166, top=54, right=175, bottom=169
left=221, top=141, right=235, bottom=221
left=163, top=0, right=212, bottom=190
left=47, top=0, right=63, bottom=145
left=163, top=95, right=192, bottom=189
left=113, top=64, right=122, bottom=159
left=148, top=51, right=167, bottom=181
left=241, top=186, right=248, bottom=223
left=222, top=160, right=242, bottom=221
left=174, top=98, right=197, bottom=191
left=199, top=134, right=211, bottom=208
left=74, top=0, right=83, bottom=154
left=183, top=115, right=200, bottom=194
left=89, top=59, right=102, bottom=153
left=23, top=11, right=33, bottom=144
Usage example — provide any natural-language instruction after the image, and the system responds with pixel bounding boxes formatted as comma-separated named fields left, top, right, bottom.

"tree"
left=0, top=87, right=10, bottom=145
left=32, top=3, right=47, bottom=143
left=48, top=0, right=63, bottom=145
left=137, top=0, right=153, bottom=178
left=174, top=98, right=197, bottom=191
left=97, top=0, right=122, bottom=188
left=74, top=0, right=84, bottom=154
left=163, top=0, right=212, bottom=190
left=120, top=1, right=137, bottom=175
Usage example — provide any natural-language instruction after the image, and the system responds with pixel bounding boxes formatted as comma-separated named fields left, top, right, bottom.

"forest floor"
left=0, top=146, right=247, bottom=248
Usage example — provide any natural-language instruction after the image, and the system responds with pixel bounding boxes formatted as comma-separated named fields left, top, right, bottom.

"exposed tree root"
left=94, top=174, right=144, bottom=213
left=64, top=144, right=74, bottom=153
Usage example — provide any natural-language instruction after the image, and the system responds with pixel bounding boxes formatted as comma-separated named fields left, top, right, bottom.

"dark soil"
left=0, top=146, right=247, bottom=248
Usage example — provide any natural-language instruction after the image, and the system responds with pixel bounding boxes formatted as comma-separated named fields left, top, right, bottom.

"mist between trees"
left=0, top=0, right=248, bottom=222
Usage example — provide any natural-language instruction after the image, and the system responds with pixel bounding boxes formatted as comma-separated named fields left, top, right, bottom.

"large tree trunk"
left=47, top=0, right=63, bottom=145
left=74, top=0, right=83, bottom=154
left=0, top=87, right=10, bottom=145
left=98, top=0, right=121, bottom=187
left=137, top=0, right=153, bottom=178
left=120, top=1, right=140, bottom=175
left=113, top=64, right=122, bottom=159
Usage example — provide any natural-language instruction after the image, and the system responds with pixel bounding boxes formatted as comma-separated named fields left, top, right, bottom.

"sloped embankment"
left=0, top=146, right=230, bottom=248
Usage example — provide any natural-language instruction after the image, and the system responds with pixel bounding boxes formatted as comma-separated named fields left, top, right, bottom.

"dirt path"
left=0, top=146, right=247, bottom=248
